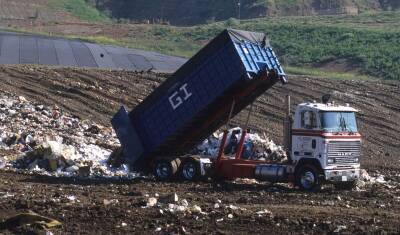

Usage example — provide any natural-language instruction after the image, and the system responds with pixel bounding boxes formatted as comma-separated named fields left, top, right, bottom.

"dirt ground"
left=0, top=170, right=399, bottom=234
left=0, top=64, right=399, bottom=234
left=0, top=65, right=398, bottom=170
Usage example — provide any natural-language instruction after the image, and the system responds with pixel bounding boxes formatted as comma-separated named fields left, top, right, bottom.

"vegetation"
left=51, top=0, right=110, bottom=22
left=285, top=66, right=373, bottom=81
left=90, top=0, right=400, bottom=25
left=4, top=3, right=400, bottom=80
left=104, top=11, right=399, bottom=80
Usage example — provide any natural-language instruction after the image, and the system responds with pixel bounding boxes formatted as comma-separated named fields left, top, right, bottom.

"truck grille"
left=327, top=141, right=361, bottom=165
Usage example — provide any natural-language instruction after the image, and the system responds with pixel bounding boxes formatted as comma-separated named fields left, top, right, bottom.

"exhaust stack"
left=283, top=95, right=292, bottom=162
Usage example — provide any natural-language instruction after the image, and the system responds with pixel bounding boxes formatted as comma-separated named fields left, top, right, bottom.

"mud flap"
left=111, top=106, right=144, bottom=165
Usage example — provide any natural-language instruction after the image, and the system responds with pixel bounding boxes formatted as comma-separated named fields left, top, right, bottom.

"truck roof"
left=298, top=102, right=358, bottom=112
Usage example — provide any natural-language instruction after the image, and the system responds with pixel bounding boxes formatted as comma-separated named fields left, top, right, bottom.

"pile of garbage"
left=195, top=127, right=287, bottom=162
left=0, top=93, right=135, bottom=177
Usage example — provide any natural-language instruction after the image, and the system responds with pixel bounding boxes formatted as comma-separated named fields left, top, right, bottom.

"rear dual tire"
left=153, top=158, right=180, bottom=181
left=181, top=159, right=201, bottom=181
left=153, top=158, right=201, bottom=182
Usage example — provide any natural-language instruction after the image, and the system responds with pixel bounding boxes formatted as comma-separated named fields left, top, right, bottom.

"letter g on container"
left=169, top=83, right=192, bottom=110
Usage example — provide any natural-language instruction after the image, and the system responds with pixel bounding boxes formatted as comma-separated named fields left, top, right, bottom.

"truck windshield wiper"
left=339, top=114, right=349, bottom=132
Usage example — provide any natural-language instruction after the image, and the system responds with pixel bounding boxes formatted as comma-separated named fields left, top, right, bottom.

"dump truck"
left=112, top=29, right=361, bottom=191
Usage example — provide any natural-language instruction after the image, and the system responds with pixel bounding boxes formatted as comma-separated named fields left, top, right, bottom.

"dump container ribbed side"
left=112, top=29, right=286, bottom=165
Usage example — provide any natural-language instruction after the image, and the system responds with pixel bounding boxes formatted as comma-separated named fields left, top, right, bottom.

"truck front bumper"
left=324, top=168, right=360, bottom=182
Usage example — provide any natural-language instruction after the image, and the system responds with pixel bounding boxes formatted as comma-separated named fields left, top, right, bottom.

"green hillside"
left=91, top=0, right=400, bottom=25
left=96, top=11, right=399, bottom=80
left=51, top=0, right=110, bottom=22
left=3, top=1, right=398, bottom=80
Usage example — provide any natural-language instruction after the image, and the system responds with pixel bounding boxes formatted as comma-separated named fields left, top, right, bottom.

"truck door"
left=293, top=110, right=318, bottom=160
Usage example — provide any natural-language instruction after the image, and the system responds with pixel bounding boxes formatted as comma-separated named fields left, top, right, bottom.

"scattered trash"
left=255, top=209, right=273, bottom=217
left=0, top=211, right=62, bottom=230
left=234, top=178, right=259, bottom=185
left=66, top=195, right=77, bottom=202
left=168, top=204, right=186, bottom=213
left=360, top=169, right=371, bottom=181
left=0, top=94, right=138, bottom=178
left=103, top=199, right=119, bottom=206
left=195, top=127, right=287, bottom=162
left=0, top=192, right=14, bottom=198
left=227, top=214, right=234, bottom=219
left=146, top=197, right=158, bottom=207
left=159, top=193, right=179, bottom=203
left=227, top=204, right=239, bottom=210
left=334, top=225, right=347, bottom=233
left=373, top=174, right=386, bottom=183
left=190, top=205, right=202, bottom=214
left=356, top=169, right=393, bottom=189
left=65, top=165, right=79, bottom=173
left=181, top=199, right=189, bottom=207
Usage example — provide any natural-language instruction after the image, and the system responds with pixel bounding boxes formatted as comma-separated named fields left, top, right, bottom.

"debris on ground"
left=334, top=225, right=347, bottom=233
left=103, top=199, right=119, bottom=206
left=190, top=205, right=203, bottom=214
left=0, top=94, right=391, bottom=192
left=0, top=211, right=61, bottom=230
left=146, top=197, right=158, bottom=207
left=234, top=178, right=259, bottom=185
left=195, top=127, right=287, bottom=162
left=0, top=94, right=137, bottom=178
left=256, top=209, right=273, bottom=217
left=159, top=193, right=179, bottom=203
left=355, top=169, right=395, bottom=190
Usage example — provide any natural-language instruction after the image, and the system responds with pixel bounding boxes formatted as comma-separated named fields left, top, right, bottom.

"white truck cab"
left=290, top=101, right=361, bottom=189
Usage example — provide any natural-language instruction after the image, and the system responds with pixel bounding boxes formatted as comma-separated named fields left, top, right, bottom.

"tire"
left=153, top=159, right=179, bottom=181
left=181, top=159, right=201, bottom=181
left=295, top=164, right=322, bottom=192
left=334, top=181, right=356, bottom=191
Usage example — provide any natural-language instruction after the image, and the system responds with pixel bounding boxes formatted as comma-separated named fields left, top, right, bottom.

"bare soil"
left=0, top=64, right=399, bottom=234
left=0, top=171, right=399, bottom=234
left=0, top=65, right=398, bottom=170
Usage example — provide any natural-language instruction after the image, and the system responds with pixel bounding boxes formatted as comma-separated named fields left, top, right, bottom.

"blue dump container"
left=112, top=29, right=287, bottom=166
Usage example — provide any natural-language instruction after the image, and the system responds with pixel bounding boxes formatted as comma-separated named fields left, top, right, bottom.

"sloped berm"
left=0, top=30, right=186, bottom=72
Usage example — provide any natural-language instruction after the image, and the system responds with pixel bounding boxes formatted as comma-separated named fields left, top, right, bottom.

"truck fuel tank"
left=255, top=164, right=288, bottom=183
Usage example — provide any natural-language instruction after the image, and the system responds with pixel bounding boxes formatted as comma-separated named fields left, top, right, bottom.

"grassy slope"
left=41, top=1, right=399, bottom=80
left=92, top=11, right=398, bottom=80
left=50, top=0, right=110, bottom=22
left=2, top=2, right=399, bottom=80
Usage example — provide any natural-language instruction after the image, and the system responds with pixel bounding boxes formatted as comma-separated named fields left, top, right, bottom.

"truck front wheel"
left=153, top=159, right=179, bottom=181
left=296, top=164, right=322, bottom=192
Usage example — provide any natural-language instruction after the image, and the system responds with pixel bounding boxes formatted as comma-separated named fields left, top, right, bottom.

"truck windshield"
left=320, top=111, right=358, bottom=133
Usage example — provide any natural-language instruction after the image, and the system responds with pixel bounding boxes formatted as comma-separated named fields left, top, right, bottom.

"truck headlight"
left=327, top=158, right=335, bottom=164
left=354, top=158, right=359, bottom=163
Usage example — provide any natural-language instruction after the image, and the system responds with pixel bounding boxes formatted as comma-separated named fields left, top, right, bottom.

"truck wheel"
left=181, top=159, right=200, bottom=181
left=153, top=159, right=179, bottom=181
left=296, top=164, right=322, bottom=192
left=334, top=181, right=356, bottom=191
